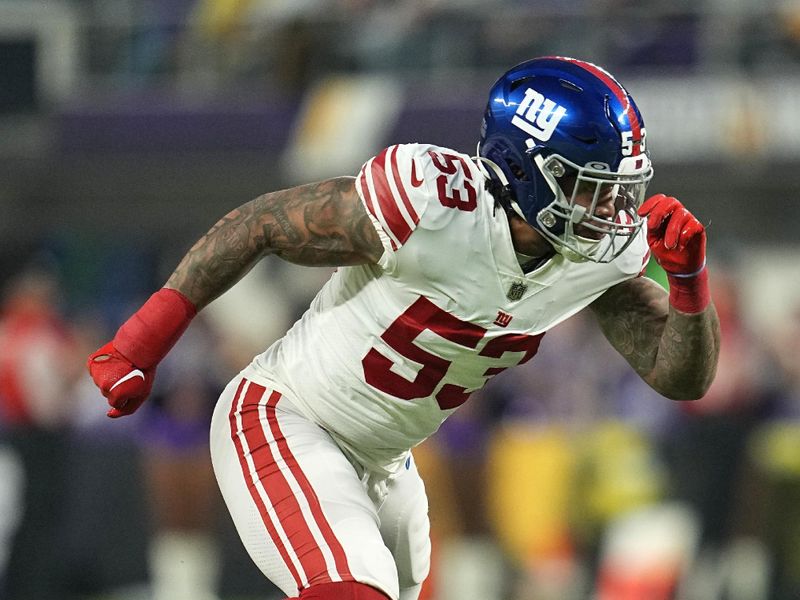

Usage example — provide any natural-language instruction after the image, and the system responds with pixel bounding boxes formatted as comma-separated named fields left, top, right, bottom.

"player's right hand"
left=87, top=341, right=155, bottom=418
left=638, top=194, right=706, bottom=276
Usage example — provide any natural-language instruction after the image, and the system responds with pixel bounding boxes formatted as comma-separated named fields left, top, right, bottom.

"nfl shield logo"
left=507, top=281, right=527, bottom=301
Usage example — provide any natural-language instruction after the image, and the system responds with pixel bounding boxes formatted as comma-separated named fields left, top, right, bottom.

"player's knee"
left=298, top=581, right=392, bottom=599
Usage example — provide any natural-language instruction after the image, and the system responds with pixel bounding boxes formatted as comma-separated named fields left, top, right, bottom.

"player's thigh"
left=210, top=375, right=400, bottom=599
left=379, top=454, right=431, bottom=592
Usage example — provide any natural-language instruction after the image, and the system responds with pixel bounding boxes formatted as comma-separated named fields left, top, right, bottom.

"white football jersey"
left=251, top=143, right=649, bottom=474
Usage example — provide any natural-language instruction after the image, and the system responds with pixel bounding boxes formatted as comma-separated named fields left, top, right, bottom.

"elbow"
left=665, top=387, right=708, bottom=402
left=649, top=372, right=716, bottom=402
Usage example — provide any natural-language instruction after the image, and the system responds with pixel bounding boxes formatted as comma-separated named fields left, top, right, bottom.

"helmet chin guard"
left=479, top=56, right=653, bottom=263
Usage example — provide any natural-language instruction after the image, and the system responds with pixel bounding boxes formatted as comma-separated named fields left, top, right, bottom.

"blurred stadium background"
left=2, top=1, right=800, bottom=599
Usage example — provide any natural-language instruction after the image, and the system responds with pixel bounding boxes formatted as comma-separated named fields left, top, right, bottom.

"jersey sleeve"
left=356, top=144, right=429, bottom=256
left=356, top=143, right=480, bottom=260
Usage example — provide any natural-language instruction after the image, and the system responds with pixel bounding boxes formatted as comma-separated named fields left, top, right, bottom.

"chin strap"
left=474, top=147, right=526, bottom=220
left=474, top=144, right=510, bottom=186
left=484, top=178, right=519, bottom=218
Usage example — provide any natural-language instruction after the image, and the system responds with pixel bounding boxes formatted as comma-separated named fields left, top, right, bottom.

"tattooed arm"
left=87, top=176, right=383, bottom=417
left=165, top=177, right=383, bottom=310
left=589, top=276, right=721, bottom=400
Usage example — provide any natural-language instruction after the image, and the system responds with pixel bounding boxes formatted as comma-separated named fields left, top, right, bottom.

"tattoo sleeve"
left=165, top=177, right=383, bottom=309
left=590, top=276, right=721, bottom=400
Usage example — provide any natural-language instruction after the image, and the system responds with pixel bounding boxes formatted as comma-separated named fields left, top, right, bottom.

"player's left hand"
left=638, top=194, right=706, bottom=276
left=87, top=341, right=155, bottom=418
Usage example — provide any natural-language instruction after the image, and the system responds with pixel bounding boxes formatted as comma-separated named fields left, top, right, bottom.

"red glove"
left=87, top=288, right=197, bottom=418
left=638, top=194, right=710, bottom=313
left=88, top=342, right=156, bottom=418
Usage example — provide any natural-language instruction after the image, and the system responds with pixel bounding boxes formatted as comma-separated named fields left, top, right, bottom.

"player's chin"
left=575, top=225, right=608, bottom=240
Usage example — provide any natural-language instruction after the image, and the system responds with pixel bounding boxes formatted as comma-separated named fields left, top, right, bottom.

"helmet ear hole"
left=505, top=160, right=528, bottom=181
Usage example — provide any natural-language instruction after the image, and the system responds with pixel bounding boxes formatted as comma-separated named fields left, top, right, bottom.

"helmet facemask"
left=531, top=152, right=653, bottom=263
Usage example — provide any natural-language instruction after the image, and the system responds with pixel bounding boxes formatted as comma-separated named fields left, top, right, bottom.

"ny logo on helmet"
left=511, top=88, right=567, bottom=142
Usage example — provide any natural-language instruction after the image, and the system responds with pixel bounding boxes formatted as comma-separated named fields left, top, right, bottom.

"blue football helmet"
left=478, top=56, right=653, bottom=263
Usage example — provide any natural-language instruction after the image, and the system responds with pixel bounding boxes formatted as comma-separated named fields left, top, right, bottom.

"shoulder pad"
left=357, top=143, right=482, bottom=250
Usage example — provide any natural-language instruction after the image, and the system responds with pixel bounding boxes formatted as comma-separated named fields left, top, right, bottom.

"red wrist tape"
left=113, top=288, right=197, bottom=369
left=667, top=268, right=710, bottom=314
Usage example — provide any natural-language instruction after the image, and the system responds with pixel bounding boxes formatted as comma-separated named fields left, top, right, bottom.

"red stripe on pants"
left=239, top=383, right=335, bottom=586
left=229, top=379, right=304, bottom=588
left=264, top=391, right=354, bottom=584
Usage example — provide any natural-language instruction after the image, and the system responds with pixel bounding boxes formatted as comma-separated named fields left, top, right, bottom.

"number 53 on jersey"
left=362, top=296, right=542, bottom=410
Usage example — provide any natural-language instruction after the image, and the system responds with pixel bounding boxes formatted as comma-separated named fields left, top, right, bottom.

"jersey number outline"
left=428, top=151, right=478, bottom=212
left=362, top=296, right=542, bottom=409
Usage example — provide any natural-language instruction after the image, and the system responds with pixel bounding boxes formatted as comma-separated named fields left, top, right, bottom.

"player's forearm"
left=647, top=302, right=720, bottom=400
left=165, top=199, right=269, bottom=310
left=635, top=194, right=721, bottom=400
left=165, top=183, right=337, bottom=310
left=88, top=196, right=273, bottom=417
left=164, top=178, right=382, bottom=310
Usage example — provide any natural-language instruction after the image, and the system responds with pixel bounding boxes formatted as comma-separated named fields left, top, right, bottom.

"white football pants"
left=210, top=373, right=431, bottom=600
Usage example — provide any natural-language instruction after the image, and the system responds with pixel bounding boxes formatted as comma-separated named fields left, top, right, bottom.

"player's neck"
left=508, top=214, right=554, bottom=260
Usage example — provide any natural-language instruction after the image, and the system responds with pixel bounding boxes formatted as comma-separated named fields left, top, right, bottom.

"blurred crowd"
left=59, top=0, right=800, bottom=96
left=1, top=240, right=799, bottom=600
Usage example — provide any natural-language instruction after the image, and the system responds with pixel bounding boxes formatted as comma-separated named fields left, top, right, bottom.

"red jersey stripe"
left=357, top=165, right=377, bottom=221
left=638, top=248, right=652, bottom=277
left=228, top=379, right=304, bottom=589
left=388, top=145, right=420, bottom=227
left=265, top=392, right=354, bottom=584
left=566, top=58, right=643, bottom=156
left=371, top=146, right=415, bottom=245
left=358, top=162, right=399, bottom=252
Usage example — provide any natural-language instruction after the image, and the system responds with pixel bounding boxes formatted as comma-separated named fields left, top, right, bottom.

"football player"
left=88, top=57, right=720, bottom=600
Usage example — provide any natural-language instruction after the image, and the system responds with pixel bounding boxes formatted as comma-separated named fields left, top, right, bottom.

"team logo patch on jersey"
left=506, top=281, right=527, bottom=301
left=493, top=311, right=513, bottom=328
